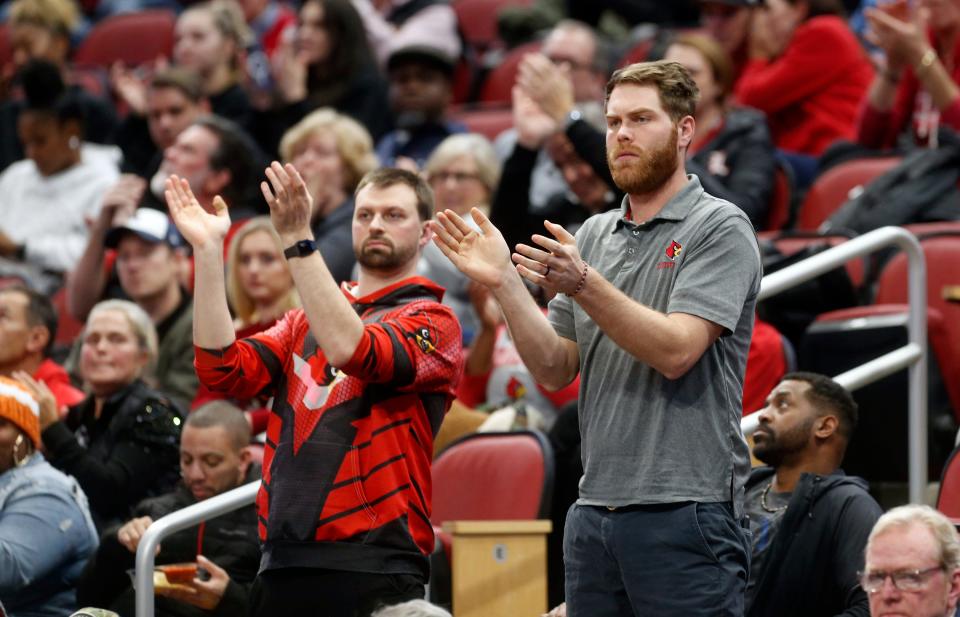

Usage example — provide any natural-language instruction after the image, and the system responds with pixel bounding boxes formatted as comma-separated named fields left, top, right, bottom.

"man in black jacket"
left=746, top=372, right=882, bottom=617
left=77, top=401, right=260, bottom=617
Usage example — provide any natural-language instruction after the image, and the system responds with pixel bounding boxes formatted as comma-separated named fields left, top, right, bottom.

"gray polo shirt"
left=548, top=175, right=760, bottom=514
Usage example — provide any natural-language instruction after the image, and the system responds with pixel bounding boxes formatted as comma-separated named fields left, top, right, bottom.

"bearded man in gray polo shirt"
left=433, top=60, right=760, bottom=617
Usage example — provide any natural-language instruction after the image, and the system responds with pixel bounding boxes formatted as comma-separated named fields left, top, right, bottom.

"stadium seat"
left=937, top=444, right=960, bottom=518
left=478, top=41, right=541, bottom=105
left=796, top=157, right=901, bottom=231
left=0, top=24, right=11, bottom=72
left=758, top=230, right=866, bottom=288
left=449, top=105, right=513, bottom=140
left=763, top=157, right=796, bottom=231
left=73, top=9, right=176, bottom=68
left=618, top=38, right=654, bottom=68
left=429, top=430, right=554, bottom=606
left=454, top=0, right=536, bottom=53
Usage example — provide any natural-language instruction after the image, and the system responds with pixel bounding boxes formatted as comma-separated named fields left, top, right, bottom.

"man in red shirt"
left=165, top=164, right=462, bottom=617
left=0, top=286, right=83, bottom=413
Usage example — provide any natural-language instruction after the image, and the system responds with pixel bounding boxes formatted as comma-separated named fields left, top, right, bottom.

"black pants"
left=249, top=568, right=424, bottom=617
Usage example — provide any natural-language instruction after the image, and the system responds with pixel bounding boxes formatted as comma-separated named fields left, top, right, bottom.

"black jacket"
left=77, top=465, right=262, bottom=617
left=746, top=467, right=881, bottom=617
left=687, top=107, right=777, bottom=229
left=42, top=379, right=184, bottom=531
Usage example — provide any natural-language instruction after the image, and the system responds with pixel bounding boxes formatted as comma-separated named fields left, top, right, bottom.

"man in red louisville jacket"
left=165, top=164, right=462, bottom=617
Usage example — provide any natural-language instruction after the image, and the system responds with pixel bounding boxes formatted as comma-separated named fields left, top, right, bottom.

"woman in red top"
left=857, top=0, right=960, bottom=149
left=736, top=0, right=874, bottom=157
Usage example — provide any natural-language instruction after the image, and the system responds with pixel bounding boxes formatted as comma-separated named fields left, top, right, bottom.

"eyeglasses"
left=429, top=171, right=481, bottom=185
left=859, top=566, right=944, bottom=593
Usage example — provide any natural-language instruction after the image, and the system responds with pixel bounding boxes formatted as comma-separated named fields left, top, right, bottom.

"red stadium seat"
left=618, top=38, right=654, bottom=68
left=0, top=24, right=11, bottom=73
left=796, top=157, right=901, bottom=231
left=450, top=105, right=513, bottom=140
left=758, top=231, right=866, bottom=288
left=762, top=158, right=795, bottom=231
left=73, top=9, right=176, bottom=68
left=429, top=430, right=553, bottom=606
left=938, top=444, right=960, bottom=517
left=478, top=41, right=541, bottom=105
left=454, top=0, right=536, bottom=53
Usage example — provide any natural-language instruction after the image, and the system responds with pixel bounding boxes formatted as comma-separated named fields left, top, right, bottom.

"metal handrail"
left=134, top=228, right=928, bottom=616
left=135, top=481, right=259, bottom=617
left=741, top=226, right=928, bottom=503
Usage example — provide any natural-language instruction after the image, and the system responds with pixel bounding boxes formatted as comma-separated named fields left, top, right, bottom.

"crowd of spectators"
left=1, top=0, right=960, bottom=614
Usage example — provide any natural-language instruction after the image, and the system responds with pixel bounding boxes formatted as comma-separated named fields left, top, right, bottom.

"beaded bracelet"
left=568, top=262, right=589, bottom=297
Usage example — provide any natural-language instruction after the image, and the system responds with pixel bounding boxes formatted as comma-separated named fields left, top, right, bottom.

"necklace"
left=761, top=481, right=788, bottom=514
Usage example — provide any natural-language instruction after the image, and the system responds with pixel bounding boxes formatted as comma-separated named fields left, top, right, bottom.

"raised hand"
left=165, top=176, right=231, bottom=251
left=13, top=371, right=59, bottom=429
left=432, top=208, right=514, bottom=289
left=513, top=85, right=560, bottom=150
left=260, top=161, right=313, bottom=242
left=512, top=220, right=586, bottom=295
left=518, top=53, right=575, bottom=124
left=117, top=516, right=155, bottom=553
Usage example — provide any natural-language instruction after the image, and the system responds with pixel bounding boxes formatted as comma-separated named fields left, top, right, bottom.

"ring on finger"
left=544, top=265, right=551, bottom=276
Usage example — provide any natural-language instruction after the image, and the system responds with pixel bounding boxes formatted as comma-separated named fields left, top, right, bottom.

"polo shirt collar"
left=614, top=175, right=704, bottom=231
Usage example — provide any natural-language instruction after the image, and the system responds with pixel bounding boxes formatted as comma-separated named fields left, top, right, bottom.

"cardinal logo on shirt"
left=506, top=376, right=527, bottom=400
left=665, top=240, right=683, bottom=260
left=414, top=327, right=436, bottom=354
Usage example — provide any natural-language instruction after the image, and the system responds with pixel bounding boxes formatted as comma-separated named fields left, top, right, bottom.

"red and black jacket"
left=195, top=277, right=462, bottom=578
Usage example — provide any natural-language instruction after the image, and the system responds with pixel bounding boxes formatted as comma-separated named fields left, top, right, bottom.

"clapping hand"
left=165, top=176, right=231, bottom=252
left=432, top=208, right=514, bottom=289
left=513, top=220, right=586, bottom=296
left=260, top=161, right=314, bottom=243
left=14, top=371, right=60, bottom=430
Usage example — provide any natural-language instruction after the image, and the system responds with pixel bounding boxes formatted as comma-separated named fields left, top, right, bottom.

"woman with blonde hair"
left=279, top=107, right=378, bottom=283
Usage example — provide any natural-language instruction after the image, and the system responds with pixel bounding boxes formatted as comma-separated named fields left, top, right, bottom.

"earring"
left=12, top=434, right=29, bottom=468
left=68, top=136, right=80, bottom=151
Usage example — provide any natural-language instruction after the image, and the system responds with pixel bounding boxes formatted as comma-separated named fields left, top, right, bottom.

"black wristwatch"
left=283, top=239, right=318, bottom=259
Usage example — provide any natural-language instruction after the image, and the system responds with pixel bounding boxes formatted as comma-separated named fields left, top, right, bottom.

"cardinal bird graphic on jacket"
left=665, top=240, right=683, bottom=260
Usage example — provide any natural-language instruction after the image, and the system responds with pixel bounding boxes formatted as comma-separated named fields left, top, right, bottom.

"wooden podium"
left=442, top=520, right=552, bottom=617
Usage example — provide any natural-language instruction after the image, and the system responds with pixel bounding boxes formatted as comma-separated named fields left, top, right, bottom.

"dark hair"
left=0, top=286, right=58, bottom=358
left=355, top=168, right=434, bottom=221
left=186, top=400, right=251, bottom=451
left=786, top=0, right=846, bottom=19
left=303, top=0, right=377, bottom=105
left=670, top=33, right=735, bottom=102
left=149, top=67, right=207, bottom=104
left=191, top=115, right=264, bottom=210
left=605, top=60, right=699, bottom=122
left=782, top=371, right=858, bottom=438
left=19, top=59, right=85, bottom=131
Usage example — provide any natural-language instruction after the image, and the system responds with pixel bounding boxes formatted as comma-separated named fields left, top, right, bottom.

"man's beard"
left=752, top=417, right=815, bottom=468
left=607, top=128, right=681, bottom=195
left=355, top=235, right=418, bottom=271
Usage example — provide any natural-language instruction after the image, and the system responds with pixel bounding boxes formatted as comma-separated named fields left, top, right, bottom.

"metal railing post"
left=135, top=481, right=260, bottom=617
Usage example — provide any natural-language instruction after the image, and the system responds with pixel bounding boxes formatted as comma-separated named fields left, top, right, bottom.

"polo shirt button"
left=632, top=230, right=640, bottom=236
left=627, top=248, right=636, bottom=255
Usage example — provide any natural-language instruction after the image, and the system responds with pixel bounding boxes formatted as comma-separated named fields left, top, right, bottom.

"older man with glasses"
left=862, top=504, right=960, bottom=617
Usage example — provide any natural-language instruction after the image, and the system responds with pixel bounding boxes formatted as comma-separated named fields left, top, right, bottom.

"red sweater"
left=735, top=16, right=874, bottom=155
left=195, top=278, right=462, bottom=577
left=857, top=31, right=960, bottom=149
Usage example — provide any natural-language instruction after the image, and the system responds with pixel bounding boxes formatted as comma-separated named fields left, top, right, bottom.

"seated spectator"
left=494, top=20, right=609, bottom=216
left=0, top=286, right=84, bottom=412
left=665, top=33, right=777, bottom=229
left=857, top=0, right=960, bottom=150
left=862, top=504, right=960, bottom=617
left=173, top=1, right=255, bottom=131
left=376, top=44, right=465, bottom=169
left=371, top=600, right=451, bottom=617
left=265, top=0, right=390, bottom=152
left=349, top=0, right=461, bottom=68
left=279, top=107, right=379, bottom=283
left=698, top=0, right=758, bottom=83
left=491, top=81, right=619, bottom=252
left=0, top=0, right=118, bottom=172
left=102, top=210, right=199, bottom=407
left=113, top=68, right=211, bottom=180
left=419, top=133, right=502, bottom=341
left=77, top=401, right=260, bottom=617
left=735, top=0, right=874, bottom=179
left=745, top=372, right=882, bottom=616
left=34, top=300, right=184, bottom=531
left=0, top=60, right=120, bottom=277
left=0, top=376, right=99, bottom=617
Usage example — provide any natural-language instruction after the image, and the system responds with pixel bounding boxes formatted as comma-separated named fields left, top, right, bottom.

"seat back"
left=938, top=444, right=960, bottom=518
left=454, top=0, right=536, bottom=54
left=0, top=23, right=11, bottom=72
left=873, top=234, right=960, bottom=415
left=450, top=105, right=513, bottom=140
left=797, top=157, right=901, bottom=231
left=478, top=41, right=541, bottom=105
left=762, top=157, right=795, bottom=231
left=431, top=430, right=554, bottom=524
left=73, top=10, right=176, bottom=68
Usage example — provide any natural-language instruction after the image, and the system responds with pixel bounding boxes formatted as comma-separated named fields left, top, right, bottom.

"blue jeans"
left=563, top=501, right=750, bottom=617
